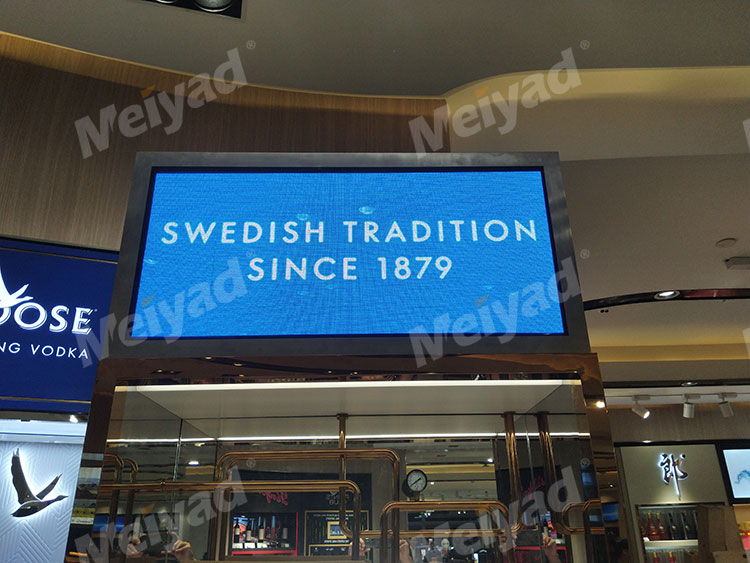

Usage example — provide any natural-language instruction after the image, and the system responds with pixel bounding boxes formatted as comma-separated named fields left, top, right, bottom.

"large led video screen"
left=110, top=153, right=588, bottom=358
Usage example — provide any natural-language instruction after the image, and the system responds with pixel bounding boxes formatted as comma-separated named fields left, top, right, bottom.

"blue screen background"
left=132, top=169, right=564, bottom=338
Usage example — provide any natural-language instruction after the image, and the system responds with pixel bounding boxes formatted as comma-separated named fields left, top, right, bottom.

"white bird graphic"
left=11, top=449, right=67, bottom=517
left=0, top=266, right=32, bottom=309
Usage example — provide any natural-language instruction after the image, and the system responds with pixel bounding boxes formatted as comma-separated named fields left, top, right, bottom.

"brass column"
left=502, top=412, right=521, bottom=562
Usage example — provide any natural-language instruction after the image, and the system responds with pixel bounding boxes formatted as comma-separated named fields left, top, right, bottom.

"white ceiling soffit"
left=116, top=380, right=580, bottom=422
left=446, top=67, right=750, bottom=161
left=564, top=154, right=750, bottom=300
left=599, top=360, right=750, bottom=384
left=1, top=1, right=750, bottom=96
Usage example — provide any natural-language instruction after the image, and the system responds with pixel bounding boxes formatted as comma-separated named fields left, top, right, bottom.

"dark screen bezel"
left=109, top=152, right=589, bottom=358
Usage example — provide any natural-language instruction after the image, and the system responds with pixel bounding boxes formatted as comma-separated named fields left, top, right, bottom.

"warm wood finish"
left=0, top=33, right=447, bottom=250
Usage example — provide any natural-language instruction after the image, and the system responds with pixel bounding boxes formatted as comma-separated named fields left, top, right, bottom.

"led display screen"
left=719, top=447, right=750, bottom=502
left=131, top=168, right=563, bottom=338
left=111, top=153, right=588, bottom=357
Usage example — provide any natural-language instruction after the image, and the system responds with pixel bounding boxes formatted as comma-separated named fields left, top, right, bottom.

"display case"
left=230, top=512, right=299, bottom=556
left=636, top=504, right=699, bottom=562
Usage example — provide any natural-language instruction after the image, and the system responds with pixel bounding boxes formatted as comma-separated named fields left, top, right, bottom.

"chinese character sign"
left=660, top=453, right=688, bottom=500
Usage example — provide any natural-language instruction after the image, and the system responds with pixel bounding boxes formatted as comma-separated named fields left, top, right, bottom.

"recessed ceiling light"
left=233, top=363, right=243, bottom=367
left=595, top=400, right=606, bottom=409
left=193, top=0, right=235, bottom=12
left=681, top=381, right=698, bottom=387
left=654, top=290, right=680, bottom=300
left=187, top=460, right=200, bottom=466
left=715, top=238, right=738, bottom=248
left=486, top=458, right=493, bottom=463
left=69, top=415, right=79, bottom=423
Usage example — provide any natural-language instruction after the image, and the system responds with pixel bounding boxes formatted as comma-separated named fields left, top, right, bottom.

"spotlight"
left=654, top=290, right=680, bottom=300
left=632, top=396, right=651, bottom=419
left=188, top=460, right=200, bottom=466
left=719, top=395, right=734, bottom=418
left=594, top=399, right=606, bottom=409
left=69, top=414, right=79, bottom=423
left=682, top=397, right=695, bottom=419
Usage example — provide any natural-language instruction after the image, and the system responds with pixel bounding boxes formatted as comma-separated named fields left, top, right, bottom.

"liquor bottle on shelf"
left=640, top=515, right=649, bottom=540
left=647, top=513, right=660, bottom=541
left=270, top=515, right=277, bottom=544
left=258, top=517, right=265, bottom=541
left=233, top=522, right=241, bottom=544
left=656, top=513, right=668, bottom=540
left=651, top=552, right=661, bottom=563
left=265, top=517, right=272, bottom=545
left=281, top=526, right=289, bottom=548
left=667, top=552, right=676, bottom=563
left=681, top=512, right=696, bottom=540
left=668, top=513, right=683, bottom=540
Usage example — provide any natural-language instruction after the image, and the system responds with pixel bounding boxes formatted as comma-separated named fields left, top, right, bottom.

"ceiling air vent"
left=725, top=256, right=750, bottom=270
left=142, top=0, right=242, bottom=19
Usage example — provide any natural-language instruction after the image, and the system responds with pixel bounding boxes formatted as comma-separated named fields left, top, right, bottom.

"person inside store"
left=423, top=538, right=443, bottom=562
left=124, top=532, right=198, bottom=561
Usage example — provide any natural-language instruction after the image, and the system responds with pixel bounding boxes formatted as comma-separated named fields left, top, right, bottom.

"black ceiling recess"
left=143, top=0, right=242, bottom=19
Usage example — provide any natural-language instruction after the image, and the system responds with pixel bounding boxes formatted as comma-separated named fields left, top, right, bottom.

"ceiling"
left=1, top=1, right=749, bottom=97
left=1, top=1, right=749, bottom=378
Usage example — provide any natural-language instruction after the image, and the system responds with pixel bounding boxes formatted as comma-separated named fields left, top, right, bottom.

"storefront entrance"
left=68, top=356, right=620, bottom=562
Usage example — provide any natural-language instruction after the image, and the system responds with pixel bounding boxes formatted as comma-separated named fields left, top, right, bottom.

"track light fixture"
left=682, top=395, right=695, bottom=419
left=632, top=395, right=651, bottom=419
left=719, top=394, right=735, bottom=418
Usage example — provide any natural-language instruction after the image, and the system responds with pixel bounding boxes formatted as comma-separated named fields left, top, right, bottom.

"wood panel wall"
left=0, top=33, right=448, bottom=250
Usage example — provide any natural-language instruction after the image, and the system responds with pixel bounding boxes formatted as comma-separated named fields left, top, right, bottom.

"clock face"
left=406, top=469, right=428, bottom=493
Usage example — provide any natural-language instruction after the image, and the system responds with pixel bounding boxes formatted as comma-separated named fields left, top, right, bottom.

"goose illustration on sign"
left=0, top=267, right=32, bottom=308
left=736, top=470, right=750, bottom=485
left=10, top=449, right=67, bottom=517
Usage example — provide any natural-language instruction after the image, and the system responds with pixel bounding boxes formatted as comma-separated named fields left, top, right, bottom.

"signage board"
left=0, top=421, right=85, bottom=563
left=110, top=152, right=588, bottom=357
left=0, top=238, right=117, bottom=412
left=619, top=444, right=727, bottom=506
left=716, top=443, right=750, bottom=503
